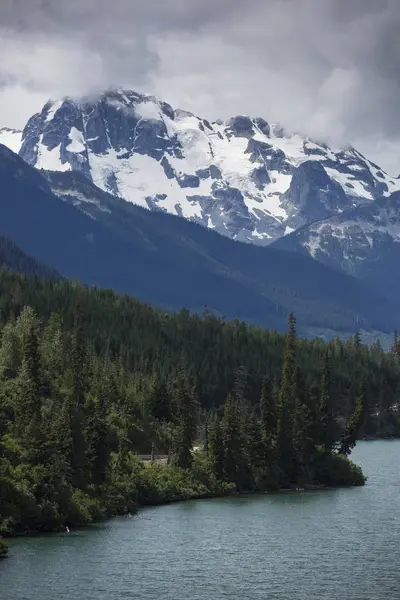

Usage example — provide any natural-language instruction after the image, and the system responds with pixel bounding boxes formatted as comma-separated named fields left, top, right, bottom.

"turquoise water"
left=1, top=441, right=400, bottom=600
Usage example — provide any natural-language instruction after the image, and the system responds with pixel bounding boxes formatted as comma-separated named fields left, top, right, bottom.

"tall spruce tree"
left=222, top=393, right=245, bottom=487
left=174, top=367, right=198, bottom=469
left=260, top=375, right=277, bottom=441
left=14, top=319, right=42, bottom=462
left=276, top=313, right=297, bottom=483
left=233, top=366, right=248, bottom=406
left=208, top=416, right=224, bottom=479
left=148, top=377, right=171, bottom=423
left=339, top=379, right=368, bottom=456
left=392, top=330, right=400, bottom=362
left=318, top=352, right=337, bottom=453
left=353, top=332, right=362, bottom=348
left=292, top=366, right=311, bottom=479
left=68, top=300, right=89, bottom=488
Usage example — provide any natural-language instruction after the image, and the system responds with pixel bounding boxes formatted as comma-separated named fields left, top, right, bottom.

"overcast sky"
left=1, top=0, right=400, bottom=172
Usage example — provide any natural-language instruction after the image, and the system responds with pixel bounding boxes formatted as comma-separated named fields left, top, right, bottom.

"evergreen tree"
left=276, top=313, right=297, bottom=483
left=339, top=380, right=368, bottom=456
left=174, top=367, right=198, bottom=469
left=353, top=332, right=362, bottom=348
left=245, top=410, right=265, bottom=470
left=233, top=365, right=248, bottom=406
left=203, top=419, right=209, bottom=457
left=317, top=352, right=337, bottom=453
left=147, top=377, right=171, bottom=422
left=41, top=313, right=65, bottom=383
left=14, top=318, right=42, bottom=462
left=292, top=366, right=311, bottom=479
left=85, top=390, right=109, bottom=485
left=260, top=375, right=277, bottom=437
left=392, top=330, right=400, bottom=361
left=222, top=393, right=245, bottom=487
left=67, top=300, right=89, bottom=488
left=70, top=299, right=88, bottom=410
left=208, top=416, right=224, bottom=479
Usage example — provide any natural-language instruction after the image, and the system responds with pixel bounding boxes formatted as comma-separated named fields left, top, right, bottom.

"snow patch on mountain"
left=0, top=128, right=22, bottom=154
left=36, top=138, right=70, bottom=172
left=68, top=127, right=86, bottom=153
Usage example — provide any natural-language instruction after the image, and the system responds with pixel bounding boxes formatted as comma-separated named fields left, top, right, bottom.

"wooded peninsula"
left=1, top=267, right=400, bottom=556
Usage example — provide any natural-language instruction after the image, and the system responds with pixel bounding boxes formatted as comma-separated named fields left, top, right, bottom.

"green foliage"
left=339, top=380, right=368, bottom=456
left=276, top=314, right=297, bottom=483
left=0, top=537, right=8, bottom=557
left=173, top=366, right=198, bottom=469
left=208, top=416, right=224, bottom=480
left=315, top=453, right=367, bottom=487
left=0, top=269, right=379, bottom=543
left=222, top=393, right=245, bottom=488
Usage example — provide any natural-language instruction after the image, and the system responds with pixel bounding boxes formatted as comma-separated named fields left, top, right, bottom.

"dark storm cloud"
left=1, top=0, right=400, bottom=171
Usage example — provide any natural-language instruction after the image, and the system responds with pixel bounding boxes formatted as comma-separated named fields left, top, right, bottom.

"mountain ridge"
left=0, top=142, right=397, bottom=337
left=5, top=88, right=400, bottom=249
left=2, top=89, right=400, bottom=322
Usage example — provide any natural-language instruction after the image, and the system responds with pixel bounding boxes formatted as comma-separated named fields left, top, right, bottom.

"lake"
left=1, top=441, right=399, bottom=600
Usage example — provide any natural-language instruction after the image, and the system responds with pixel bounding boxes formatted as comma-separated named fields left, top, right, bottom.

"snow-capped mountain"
left=273, top=190, right=400, bottom=293
left=8, top=89, right=400, bottom=246
left=4, top=141, right=398, bottom=337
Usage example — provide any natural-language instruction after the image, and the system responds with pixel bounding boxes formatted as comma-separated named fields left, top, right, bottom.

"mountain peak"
left=2, top=87, right=400, bottom=246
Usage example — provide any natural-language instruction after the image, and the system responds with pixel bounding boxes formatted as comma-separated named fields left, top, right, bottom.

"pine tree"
left=259, top=375, right=277, bottom=476
left=353, top=332, right=362, bottom=348
left=292, top=366, right=311, bottom=479
left=222, top=393, right=244, bottom=487
left=203, top=419, right=209, bottom=457
left=148, top=377, right=171, bottom=422
left=85, top=390, right=109, bottom=485
left=245, top=410, right=265, bottom=470
left=174, top=367, right=198, bottom=469
left=392, top=330, right=400, bottom=362
left=208, top=416, right=224, bottom=479
left=317, top=352, right=337, bottom=453
left=67, top=300, right=88, bottom=488
left=260, top=375, right=277, bottom=440
left=233, top=365, right=248, bottom=406
left=276, top=313, right=297, bottom=483
left=14, top=319, right=42, bottom=462
left=41, top=313, right=65, bottom=384
left=70, top=299, right=88, bottom=410
left=339, top=379, right=368, bottom=456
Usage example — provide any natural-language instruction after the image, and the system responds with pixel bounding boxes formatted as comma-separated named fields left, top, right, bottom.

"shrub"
left=316, top=453, right=366, bottom=487
left=0, top=538, right=8, bottom=557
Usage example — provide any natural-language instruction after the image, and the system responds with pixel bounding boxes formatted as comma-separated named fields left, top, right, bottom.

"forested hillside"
left=0, top=267, right=399, bottom=554
left=0, top=268, right=399, bottom=428
left=0, top=236, right=62, bottom=281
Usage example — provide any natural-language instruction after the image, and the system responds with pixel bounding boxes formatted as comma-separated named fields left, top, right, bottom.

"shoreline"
left=4, top=482, right=344, bottom=543
left=2, top=449, right=369, bottom=548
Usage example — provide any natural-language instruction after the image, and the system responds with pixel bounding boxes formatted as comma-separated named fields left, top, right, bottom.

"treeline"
left=0, top=236, right=62, bottom=281
left=0, top=268, right=399, bottom=436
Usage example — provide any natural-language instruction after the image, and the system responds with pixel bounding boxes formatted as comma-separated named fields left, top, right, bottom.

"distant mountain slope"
left=272, top=191, right=400, bottom=302
left=6, top=89, right=399, bottom=248
left=0, top=235, right=62, bottom=280
left=0, top=143, right=398, bottom=336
